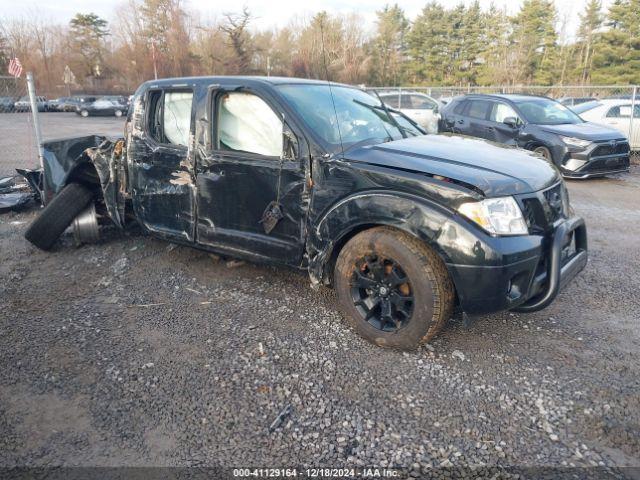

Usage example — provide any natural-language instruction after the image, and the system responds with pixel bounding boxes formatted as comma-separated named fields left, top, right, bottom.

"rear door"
left=604, top=104, right=640, bottom=147
left=464, top=99, right=493, bottom=140
left=404, top=94, right=439, bottom=133
left=128, top=88, right=196, bottom=241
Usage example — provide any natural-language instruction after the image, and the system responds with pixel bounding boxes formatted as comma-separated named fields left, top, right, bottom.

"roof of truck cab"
left=141, top=76, right=354, bottom=88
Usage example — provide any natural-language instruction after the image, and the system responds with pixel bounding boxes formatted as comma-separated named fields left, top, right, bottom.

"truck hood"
left=540, top=121, right=625, bottom=141
left=344, top=134, right=560, bottom=196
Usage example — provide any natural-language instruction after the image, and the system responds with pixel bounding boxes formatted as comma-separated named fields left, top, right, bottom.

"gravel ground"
left=0, top=116, right=639, bottom=478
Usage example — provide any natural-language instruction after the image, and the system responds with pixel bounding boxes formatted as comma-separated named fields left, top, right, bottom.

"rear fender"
left=42, top=135, right=126, bottom=227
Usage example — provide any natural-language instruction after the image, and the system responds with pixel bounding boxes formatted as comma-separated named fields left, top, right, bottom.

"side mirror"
left=503, top=117, right=519, bottom=128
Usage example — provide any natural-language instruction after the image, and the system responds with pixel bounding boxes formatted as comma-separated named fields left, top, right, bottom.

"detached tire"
left=25, top=183, right=94, bottom=250
left=335, top=227, right=455, bottom=350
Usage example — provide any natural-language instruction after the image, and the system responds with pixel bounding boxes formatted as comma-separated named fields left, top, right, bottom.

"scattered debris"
left=209, top=254, right=221, bottom=262
left=0, top=193, right=32, bottom=213
left=226, top=259, right=245, bottom=269
left=166, top=243, right=178, bottom=252
left=129, top=303, right=167, bottom=308
left=186, top=287, right=203, bottom=295
left=452, top=350, right=466, bottom=361
left=268, top=404, right=292, bottom=433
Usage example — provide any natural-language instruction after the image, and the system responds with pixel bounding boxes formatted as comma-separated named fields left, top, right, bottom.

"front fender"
left=307, top=191, right=456, bottom=285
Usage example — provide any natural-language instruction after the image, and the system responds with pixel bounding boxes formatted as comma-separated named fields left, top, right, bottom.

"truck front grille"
left=517, top=182, right=568, bottom=233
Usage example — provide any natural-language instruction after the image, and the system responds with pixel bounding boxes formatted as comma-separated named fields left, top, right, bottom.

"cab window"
left=147, top=90, right=193, bottom=147
left=216, top=92, right=283, bottom=157
left=606, top=105, right=640, bottom=118
left=490, top=102, right=520, bottom=123
left=381, top=95, right=399, bottom=109
left=466, top=100, right=491, bottom=119
left=409, top=95, right=437, bottom=110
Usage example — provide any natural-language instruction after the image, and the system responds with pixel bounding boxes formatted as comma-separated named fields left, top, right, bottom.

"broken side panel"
left=126, top=89, right=196, bottom=242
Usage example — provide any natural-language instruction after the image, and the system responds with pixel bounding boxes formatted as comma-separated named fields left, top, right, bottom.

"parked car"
left=13, top=96, right=48, bottom=112
left=572, top=99, right=640, bottom=150
left=48, top=97, right=72, bottom=112
left=76, top=98, right=127, bottom=117
left=439, top=94, right=630, bottom=178
left=558, top=97, right=597, bottom=106
left=0, top=96, right=18, bottom=113
left=65, top=96, right=98, bottom=112
left=23, top=77, right=587, bottom=349
left=378, top=91, right=441, bottom=133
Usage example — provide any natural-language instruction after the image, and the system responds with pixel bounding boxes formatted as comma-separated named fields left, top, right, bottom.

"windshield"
left=571, top=101, right=602, bottom=114
left=277, top=84, right=421, bottom=152
left=514, top=98, right=584, bottom=125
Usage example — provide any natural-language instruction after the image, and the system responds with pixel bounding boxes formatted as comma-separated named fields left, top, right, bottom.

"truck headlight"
left=560, top=136, right=591, bottom=150
left=458, top=196, right=529, bottom=236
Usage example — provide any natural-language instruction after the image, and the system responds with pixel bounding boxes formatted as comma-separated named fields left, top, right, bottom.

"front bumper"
left=448, top=216, right=588, bottom=315
left=558, top=141, right=630, bottom=178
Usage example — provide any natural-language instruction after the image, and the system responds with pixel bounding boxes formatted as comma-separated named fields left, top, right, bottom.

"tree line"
left=0, top=0, right=639, bottom=96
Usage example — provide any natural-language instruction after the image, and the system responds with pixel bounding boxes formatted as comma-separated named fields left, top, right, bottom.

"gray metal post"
left=629, top=85, right=637, bottom=145
left=26, top=72, right=44, bottom=170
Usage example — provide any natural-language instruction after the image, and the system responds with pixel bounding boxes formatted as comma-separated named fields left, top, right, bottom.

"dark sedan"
left=76, top=98, right=127, bottom=117
left=439, top=94, right=630, bottom=179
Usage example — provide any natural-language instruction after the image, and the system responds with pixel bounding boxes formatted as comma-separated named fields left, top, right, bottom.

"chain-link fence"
left=0, top=75, right=41, bottom=177
left=367, top=85, right=640, bottom=156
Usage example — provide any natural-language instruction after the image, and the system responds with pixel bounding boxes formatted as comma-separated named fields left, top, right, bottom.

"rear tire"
left=80, top=110, right=89, bottom=117
left=114, top=110, right=123, bottom=117
left=334, top=227, right=455, bottom=350
left=24, top=183, right=94, bottom=250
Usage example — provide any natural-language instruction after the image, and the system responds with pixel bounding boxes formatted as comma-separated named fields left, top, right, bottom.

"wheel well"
left=324, top=223, right=379, bottom=286
left=325, top=223, right=461, bottom=308
left=67, top=162, right=102, bottom=198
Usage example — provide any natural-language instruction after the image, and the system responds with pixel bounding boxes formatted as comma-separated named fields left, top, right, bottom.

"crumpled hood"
left=344, top=134, right=560, bottom=196
left=540, top=122, right=625, bottom=141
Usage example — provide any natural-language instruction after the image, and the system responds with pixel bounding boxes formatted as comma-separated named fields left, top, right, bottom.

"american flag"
left=8, top=57, right=23, bottom=78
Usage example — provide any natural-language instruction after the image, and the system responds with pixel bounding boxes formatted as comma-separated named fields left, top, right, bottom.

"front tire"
left=114, top=110, right=123, bottom=117
left=334, top=227, right=455, bottom=350
left=80, top=110, right=89, bottom=117
left=24, top=183, right=94, bottom=250
left=533, top=145, right=552, bottom=160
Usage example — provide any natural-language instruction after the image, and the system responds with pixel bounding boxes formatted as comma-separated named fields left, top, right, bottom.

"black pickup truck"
left=24, top=76, right=588, bottom=349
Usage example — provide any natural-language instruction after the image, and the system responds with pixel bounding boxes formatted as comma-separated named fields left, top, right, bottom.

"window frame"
left=489, top=101, right=522, bottom=125
left=408, top=94, right=437, bottom=110
left=145, top=87, right=194, bottom=150
left=464, top=99, right=492, bottom=120
left=210, top=88, right=288, bottom=161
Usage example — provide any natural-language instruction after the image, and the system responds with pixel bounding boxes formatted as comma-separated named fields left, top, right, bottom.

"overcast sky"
left=2, top=0, right=614, bottom=40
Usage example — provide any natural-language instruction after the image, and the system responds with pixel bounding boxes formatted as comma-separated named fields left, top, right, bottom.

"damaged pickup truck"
left=24, top=76, right=588, bottom=349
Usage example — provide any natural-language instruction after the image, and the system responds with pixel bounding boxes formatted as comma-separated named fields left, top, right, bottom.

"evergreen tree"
left=575, top=0, right=603, bottom=84
left=69, top=13, right=109, bottom=79
left=453, top=1, right=484, bottom=85
left=591, top=0, right=640, bottom=84
left=477, top=5, right=512, bottom=85
left=368, top=4, right=409, bottom=86
left=406, top=2, right=450, bottom=84
left=510, top=0, right=558, bottom=85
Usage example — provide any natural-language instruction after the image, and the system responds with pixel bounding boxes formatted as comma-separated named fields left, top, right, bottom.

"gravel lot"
left=1, top=115, right=639, bottom=478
